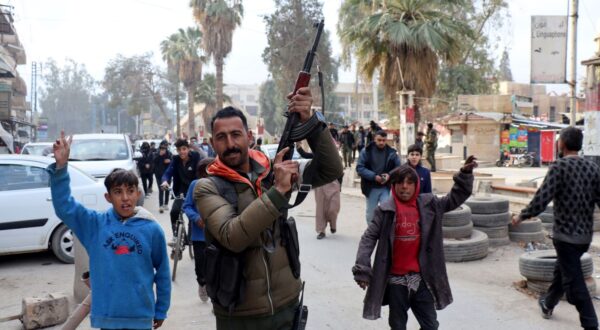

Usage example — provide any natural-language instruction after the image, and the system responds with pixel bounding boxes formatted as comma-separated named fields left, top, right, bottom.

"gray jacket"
left=352, top=170, right=473, bottom=320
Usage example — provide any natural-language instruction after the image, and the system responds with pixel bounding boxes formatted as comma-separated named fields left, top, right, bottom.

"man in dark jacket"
left=340, top=125, right=356, bottom=168
left=160, top=138, right=202, bottom=242
left=513, top=127, right=600, bottom=329
left=357, top=130, right=401, bottom=223
left=353, top=157, right=477, bottom=329
left=194, top=88, right=343, bottom=329
left=406, top=144, right=432, bottom=194
left=153, top=141, right=172, bottom=213
left=136, top=142, right=154, bottom=197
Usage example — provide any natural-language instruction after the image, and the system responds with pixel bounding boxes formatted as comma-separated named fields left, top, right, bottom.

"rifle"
left=276, top=19, right=325, bottom=163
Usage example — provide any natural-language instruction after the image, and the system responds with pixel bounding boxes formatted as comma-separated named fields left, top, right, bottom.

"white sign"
left=584, top=111, right=600, bottom=156
left=530, top=16, right=568, bottom=84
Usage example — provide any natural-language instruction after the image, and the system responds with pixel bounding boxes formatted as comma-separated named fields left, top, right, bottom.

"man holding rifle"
left=194, top=87, right=342, bottom=329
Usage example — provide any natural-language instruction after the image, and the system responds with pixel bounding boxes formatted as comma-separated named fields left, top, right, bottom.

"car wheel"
left=51, top=224, right=74, bottom=264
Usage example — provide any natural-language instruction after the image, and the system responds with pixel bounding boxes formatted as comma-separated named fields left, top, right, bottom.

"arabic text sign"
left=531, top=16, right=567, bottom=84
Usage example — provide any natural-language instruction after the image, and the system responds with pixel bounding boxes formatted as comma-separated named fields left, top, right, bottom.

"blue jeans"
left=366, top=187, right=390, bottom=223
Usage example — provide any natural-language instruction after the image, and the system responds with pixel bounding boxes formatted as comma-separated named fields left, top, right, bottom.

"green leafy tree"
left=191, top=0, right=243, bottom=111
left=498, top=48, right=513, bottom=82
left=262, top=0, right=340, bottom=134
left=194, top=73, right=231, bottom=134
left=339, top=0, right=472, bottom=126
left=160, top=27, right=205, bottom=136
left=103, top=53, right=172, bottom=134
left=39, top=59, right=95, bottom=138
left=258, top=79, right=286, bottom=135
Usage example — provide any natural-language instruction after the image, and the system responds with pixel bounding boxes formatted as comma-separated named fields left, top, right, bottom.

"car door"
left=0, top=161, right=56, bottom=253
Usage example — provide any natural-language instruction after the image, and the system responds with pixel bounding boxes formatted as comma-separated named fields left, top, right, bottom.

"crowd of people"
left=45, top=90, right=600, bottom=330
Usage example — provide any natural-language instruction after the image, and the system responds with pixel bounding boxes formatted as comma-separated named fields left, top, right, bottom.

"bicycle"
left=167, top=189, right=194, bottom=282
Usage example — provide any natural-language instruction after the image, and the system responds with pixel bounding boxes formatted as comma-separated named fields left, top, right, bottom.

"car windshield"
left=23, top=145, right=51, bottom=156
left=70, top=139, right=129, bottom=161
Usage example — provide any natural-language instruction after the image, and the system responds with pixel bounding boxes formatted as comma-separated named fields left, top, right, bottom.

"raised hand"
left=53, top=130, right=72, bottom=168
left=287, top=87, right=313, bottom=124
left=273, top=147, right=300, bottom=195
left=461, top=155, right=478, bottom=173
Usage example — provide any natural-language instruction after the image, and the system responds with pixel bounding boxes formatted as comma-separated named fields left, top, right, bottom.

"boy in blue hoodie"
left=48, top=131, right=171, bottom=330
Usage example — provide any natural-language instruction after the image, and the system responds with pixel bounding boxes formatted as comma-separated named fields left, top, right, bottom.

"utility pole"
left=568, top=0, right=578, bottom=126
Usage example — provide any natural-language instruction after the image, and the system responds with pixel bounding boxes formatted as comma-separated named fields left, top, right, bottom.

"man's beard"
left=221, top=147, right=246, bottom=168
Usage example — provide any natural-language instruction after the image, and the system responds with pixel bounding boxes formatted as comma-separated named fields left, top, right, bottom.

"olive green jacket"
left=194, top=126, right=343, bottom=317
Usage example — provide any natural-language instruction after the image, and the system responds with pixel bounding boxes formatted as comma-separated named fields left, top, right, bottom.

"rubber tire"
left=465, top=197, right=509, bottom=215
left=443, top=230, right=489, bottom=262
left=527, top=278, right=596, bottom=298
left=172, top=221, right=184, bottom=282
left=51, top=224, right=75, bottom=264
left=509, top=219, right=542, bottom=233
left=488, top=237, right=511, bottom=247
left=519, top=250, right=594, bottom=281
left=538, top=212, right=554, bottom=224
left=475, top=225, right=508, bottom=239
left=472, top=212, right=510, bottom=228
left=542, top=223, right=553, bottom=232
left=443, top=222, right=473, bottom=239
left=443, top=205, right=472, bottom=227
left=509, top=231, right=546, bottom=243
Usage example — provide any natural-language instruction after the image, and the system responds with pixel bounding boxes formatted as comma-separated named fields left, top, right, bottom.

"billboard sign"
left=531, top=16, right=568, bottom=84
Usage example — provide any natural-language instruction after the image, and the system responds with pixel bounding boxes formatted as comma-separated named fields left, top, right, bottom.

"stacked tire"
left=466, top=197, right=510, bottom=247
left=509, top=218, right=545, bottom=243
left=519, top=250, right=596, bottom=298
left=442, top=205, right=489, bottom=262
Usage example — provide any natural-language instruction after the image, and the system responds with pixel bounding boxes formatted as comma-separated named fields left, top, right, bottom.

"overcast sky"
left=9, top=0, right=600, bottom=96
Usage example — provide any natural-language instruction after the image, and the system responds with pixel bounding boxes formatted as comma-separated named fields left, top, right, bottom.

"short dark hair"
left=559, top=126, right=583, bottom=151
left=427, top=123, right=434, bottom=129
left=104, top=168, right=139, bottom=192
left=417, top=131, right=425, bottom=137
left=210, top=106, right=248, bottom=133
left=175, top=138, right=189, bottom=149
left=389, top=165, right=418, bottom=185
left=196, top=157, right=214, bottom=178
left=256, top=137, right=263, bottom=145
left=407, top=144, right=423, bottom=155
left=375, top=130, right=387, bottom=138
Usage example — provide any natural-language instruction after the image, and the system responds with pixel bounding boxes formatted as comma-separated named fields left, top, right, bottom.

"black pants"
left=388, top=281, right=438, bottom=330
left=193, top=241, right=206, bottom=286
left=155, top=174, right=169, bottom=206
left=170, top=198, right=183, bottom=236
left=140, top=173, right=153, bottom=195
left=544, top=239, right=598, bottom=329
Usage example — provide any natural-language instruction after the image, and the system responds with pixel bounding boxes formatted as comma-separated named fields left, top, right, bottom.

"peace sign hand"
left=53, top=130, right=73, bottom=168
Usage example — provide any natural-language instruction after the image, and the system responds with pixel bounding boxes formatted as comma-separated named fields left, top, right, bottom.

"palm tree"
left=160, top=34, right=183, bottom=137
left=160, top=27, right=205, bottom=137
left=190, top=0, right=243, bottom=111
left=339, top=0, right=472, bottom=124
left=194, top=73, right=231, bottom=133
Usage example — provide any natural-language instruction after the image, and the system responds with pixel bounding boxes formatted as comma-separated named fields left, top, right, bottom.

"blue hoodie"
left=182, top=180, right=205, bottom=241
left=48, top=164, right=171, bottom=329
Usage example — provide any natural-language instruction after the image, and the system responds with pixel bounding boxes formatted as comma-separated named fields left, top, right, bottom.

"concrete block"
left=21, top=293, right=69, bottom=329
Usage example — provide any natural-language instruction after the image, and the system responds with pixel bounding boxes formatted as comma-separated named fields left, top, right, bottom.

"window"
left=246, top=95, right=255, bottom=102
left=533, top=105, right=539, bottom=117
left=245, top=105, right=258, bottom=116
left=363, top=96, right=371, bottom=105
left=0, top=164, right=50, bottom=191
left=70, top=139, right=129, bottom=161
left=549, top=106, right=556, bottom=122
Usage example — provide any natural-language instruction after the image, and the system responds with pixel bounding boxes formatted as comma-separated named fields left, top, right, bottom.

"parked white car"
left=0, top=155, right=111, bottom=263
left=21, top=142, right=53, bottom=156
left=70, top=133, right=144, bottom=206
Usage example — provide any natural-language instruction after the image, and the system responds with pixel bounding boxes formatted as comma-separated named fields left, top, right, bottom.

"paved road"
left=1, top=179, right=598, bottom=329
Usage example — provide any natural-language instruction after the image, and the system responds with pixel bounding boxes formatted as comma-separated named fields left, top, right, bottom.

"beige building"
left=333, top=82, right=378, bottom=124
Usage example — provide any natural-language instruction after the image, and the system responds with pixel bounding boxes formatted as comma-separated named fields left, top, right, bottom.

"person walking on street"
left=351, top=124, right=360, bottom=164
left=200, top=137, right=216, bottom=157
left=353, top=157, right=477, bottom=330
left=160, top=139, right=202, bottom=244
left=357, top=126, right=366, bottom=153
left=357, top=130, right=401, bottom=223
left=136, top=142, right=154, bottom=197
left=366, top=120, right=383, bottom=145
left=415, top=132, right=425, bottom=150
left=512, top=127, right=600, bottom=330
left=182, top=157, right=214, bottom=302
left=194, top=87, right=343, bottom=329
left=406, top=144, right=432, bottom=194
left=340, top=125, right=356, bottom=168
left=329, top=122, right=339, bottom=143
left=153, top=141, right=172, bottom=213
left=425, top=123, right=438, bottom=172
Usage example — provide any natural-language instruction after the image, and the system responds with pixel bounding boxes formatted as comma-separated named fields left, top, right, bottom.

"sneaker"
left=159, top=205, right=164, bottom=214
left=317, top=232, right=326, bottom=240
left=198, top=285, right=209, bottom=302
left=538, top=297, right=553, bottom=319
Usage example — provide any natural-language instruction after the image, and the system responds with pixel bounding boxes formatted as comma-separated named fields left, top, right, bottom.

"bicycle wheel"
left=172, top=221, right=183, bottom=282
left=187, top=222, right=195, bottom=260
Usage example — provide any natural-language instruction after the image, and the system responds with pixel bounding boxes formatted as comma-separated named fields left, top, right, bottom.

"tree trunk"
left=175, top=85, right=181, bottom=138
left=187, top=83, right=196, bottom=138
left=216, top=56, right=224, bottom=111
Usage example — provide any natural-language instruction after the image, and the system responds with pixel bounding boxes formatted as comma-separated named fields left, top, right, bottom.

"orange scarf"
left=206, top=149, right=271, bottom=196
